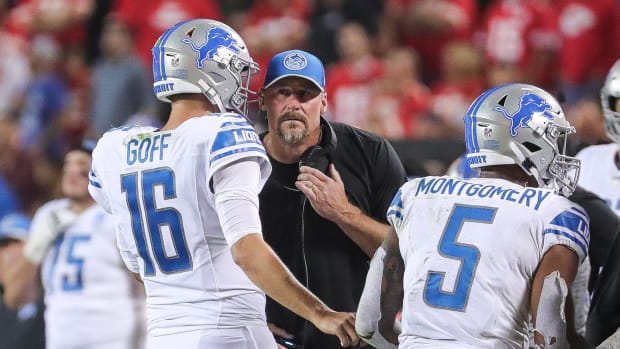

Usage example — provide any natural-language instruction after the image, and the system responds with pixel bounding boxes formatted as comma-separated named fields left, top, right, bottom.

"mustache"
left=279, top=111, right=307, bottom=126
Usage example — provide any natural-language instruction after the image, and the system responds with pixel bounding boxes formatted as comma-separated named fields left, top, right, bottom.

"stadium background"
left=0, top=0, right=617, bottom=231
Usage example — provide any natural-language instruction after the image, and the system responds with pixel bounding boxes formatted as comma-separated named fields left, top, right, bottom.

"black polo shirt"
left=259, top=121, right=407, bottom=349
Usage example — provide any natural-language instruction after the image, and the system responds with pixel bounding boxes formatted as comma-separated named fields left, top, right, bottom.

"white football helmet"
left=464, top=83, right=580, bottom=196
left=601, top=59, right=620, bottom=143
left=151, top=19, right=259, bottom=114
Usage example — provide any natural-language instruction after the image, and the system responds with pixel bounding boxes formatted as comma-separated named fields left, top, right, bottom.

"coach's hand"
left=296, top=163, right=387, bottom=257
left=313, top=310, right=359, bottom=347
left=296, top=164, right=352, bottom=225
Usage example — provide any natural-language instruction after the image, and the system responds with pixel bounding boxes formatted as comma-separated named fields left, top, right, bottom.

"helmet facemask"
left=196, top=47, right=260, bottom=115
left=601, top=60, right=620, bottom=143
left=531, top=121, right=580, bottom=197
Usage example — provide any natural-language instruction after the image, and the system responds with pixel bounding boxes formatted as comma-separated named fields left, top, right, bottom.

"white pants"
left=47, top=339, right=137, bottom=349
left=147, top=325, right=278, bottom=349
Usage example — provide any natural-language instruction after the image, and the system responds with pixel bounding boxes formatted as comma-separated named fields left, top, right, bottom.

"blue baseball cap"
left=263, top=50, right=325, bottom=92
left=0, top=213, right=31, bottom=242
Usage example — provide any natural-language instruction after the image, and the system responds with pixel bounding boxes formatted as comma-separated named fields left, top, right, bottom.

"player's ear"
left=259, top=89, right=265, bottom=111
left=320, top=92, right=327, bottom=115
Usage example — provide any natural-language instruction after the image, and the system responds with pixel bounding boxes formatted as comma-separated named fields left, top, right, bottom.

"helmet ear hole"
left=497, top=95, right=508, bottom=106
left=609, top=96, right=619, bottom=112
left=523, top=142, right=541, bottom=152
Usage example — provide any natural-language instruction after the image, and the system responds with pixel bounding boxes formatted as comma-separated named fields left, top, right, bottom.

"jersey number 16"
left=121, top=167, right=192, bottom=276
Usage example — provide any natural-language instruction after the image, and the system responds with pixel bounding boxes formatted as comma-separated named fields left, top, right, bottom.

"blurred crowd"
left=0, top=0, right=619, bottom=218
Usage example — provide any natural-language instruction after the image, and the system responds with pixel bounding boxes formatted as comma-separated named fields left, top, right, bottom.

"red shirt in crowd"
left=325, top=56, right=384, bottom=127
left=242, top=0, right=311, bottom=92
left=6, top=0, right=92, bottom=47
left=482, top=0, right=558, bottom=67
left=385, top=0, right=477, bottom=81
left=557, top=0, right=620, bottom=84
left=113, top=0, right=222, bottom=69
left=480, top=0, right=559, bottom=87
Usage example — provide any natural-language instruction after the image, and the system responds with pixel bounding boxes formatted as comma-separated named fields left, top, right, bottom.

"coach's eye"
left=277, top=88, right=292, bottom=96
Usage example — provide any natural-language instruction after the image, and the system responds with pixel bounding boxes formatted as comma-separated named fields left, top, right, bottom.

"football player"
left=356, top=83, right=593, bottom=348
left=576, top=59, right=620, bottom=216
left=3, top=142, right=146, bottom=349
left=576, top=59, right=620, bottom=348
left=87, top=19, right=357, bottom=349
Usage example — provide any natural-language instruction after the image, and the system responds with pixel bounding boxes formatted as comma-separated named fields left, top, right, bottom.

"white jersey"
left=388, top=176, right=589, bottom=349
left=38, top=199, right=144, bottom=349
left=87, top=113, right=272, bottom=337
left=576, top=143, right=620, bottom=216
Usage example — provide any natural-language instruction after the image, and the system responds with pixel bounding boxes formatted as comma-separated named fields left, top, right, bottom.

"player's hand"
left=296, top=164, right=352, bottom=225
left=23, top=207, right=78, bottom=264
left=313, top=310, right=359, bottom=347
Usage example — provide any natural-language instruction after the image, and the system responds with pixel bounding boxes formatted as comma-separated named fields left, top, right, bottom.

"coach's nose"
left=285, top=97, right=302, bottom=112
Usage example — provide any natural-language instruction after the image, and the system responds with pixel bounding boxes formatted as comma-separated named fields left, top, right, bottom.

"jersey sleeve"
left=207, top=114, right=271, bottom=189
left=212, top=159, right=263, bottom=247
left=87, top=138, right=112, bottom=213
left=387, top=187, right=405, bottom=233
left=542, top=204, right=590, bottom=263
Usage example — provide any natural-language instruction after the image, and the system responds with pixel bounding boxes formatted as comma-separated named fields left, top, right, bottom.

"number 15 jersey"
left=88, top=113, right=271, bottom=336
left=388, top=176, right=589, bottom=348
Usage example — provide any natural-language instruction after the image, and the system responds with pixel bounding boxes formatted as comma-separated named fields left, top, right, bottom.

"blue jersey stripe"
left=571, top=206, right=588, bottom=219
left=89, top=179, right=102, bottom=188
left=549, top=210, right=589, bottom=243
left=386, top=208, right=403, bottom=221
left=543, top=228, right=588, bottom=257
left=387, top=189, right=404, bottom=222
left=211, top=128, right=263, bottom=154
left=88, top=168, right=101, bottom=188
left=221, top=121, right=254, bottom=128
left=390, top=189, right=403, bottom=211
left=210, top=147, right=266, bottom=166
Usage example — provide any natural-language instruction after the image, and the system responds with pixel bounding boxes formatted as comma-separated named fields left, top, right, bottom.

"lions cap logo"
left=181, top=26, right=241, bottom=69
left=494, top=92, right=555, bottom=137
left=283, top=52, right=307, bottom=70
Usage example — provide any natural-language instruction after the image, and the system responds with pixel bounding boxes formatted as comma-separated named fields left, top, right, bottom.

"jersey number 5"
left=121, top=168, right=192, bottom=276
left=423, top=204, right=497, bottom=311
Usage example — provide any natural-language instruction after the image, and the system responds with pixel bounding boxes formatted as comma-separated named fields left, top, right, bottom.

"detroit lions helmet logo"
left=181, top=27, right=241, bottom=69
left=494, top=92, right=555, bottom=136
